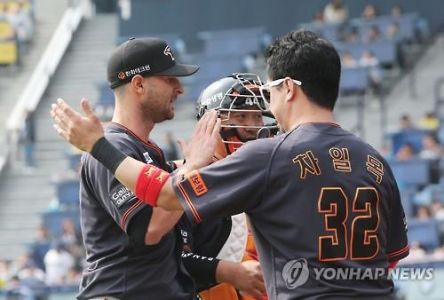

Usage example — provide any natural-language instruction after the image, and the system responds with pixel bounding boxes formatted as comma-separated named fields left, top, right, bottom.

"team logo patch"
left=118, top=72, right=126, bottom=80
left=187, top=170, right=208, bottom=196
left=163, top=45, right=175, bottom=61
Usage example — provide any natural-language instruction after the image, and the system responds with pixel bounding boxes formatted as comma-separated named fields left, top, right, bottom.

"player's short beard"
left=140, top=100, right=171, bottom=123
left=236, top=128, right=258, bottom=142
left=142, top=88, right=175, bottom=123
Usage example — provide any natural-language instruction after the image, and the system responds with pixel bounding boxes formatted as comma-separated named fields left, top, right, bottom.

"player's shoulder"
left=356, top=137, right=388, bottom=163
left=81, top=124, right=143, bottom=167
left=237, top=133, right=286, bottom=156
left=105, top=124, right=137, bottom=147
left=104, top=123, right=154, bottom=157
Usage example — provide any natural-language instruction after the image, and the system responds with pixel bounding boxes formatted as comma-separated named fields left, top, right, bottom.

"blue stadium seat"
left=191, top=55, right=242, bottom=82
left=437, top=126, right=444, bottom=145
left=203, top=36, right=261, bottom=56
left=393, top=13, right=419, bottom=41
left=198, top=27, right=265, bottom=56
left=94, top=82, right=115, bottom=120
left=97, top=82, right=114, bottom=105
left=66, top=152, right=82, bottom=171
left=367, top=40, right=397, bottom=65
left=298, top=22, right=344, bottom=42
left=407, top=218, right=440, bottom=251
left=399, top=188, right=415, bottom=219
left=350, top=13, right=418, bottom=42
left=56, top=179, right=80, bottom=207
left=339, top=66, right=369, bottom=94
left=337, top=40, right=396, bottom=66
left=42, top=210, right=80, bottom=238
left=389, top=159, right=430, bottom=187
left=197, top=27, right=265, bottom=40
left=389, top=129, right=431, bottom=155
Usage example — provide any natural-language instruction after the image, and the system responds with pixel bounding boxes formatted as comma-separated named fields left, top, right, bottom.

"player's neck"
left=287, top=105, right=336, bottom=132
left=112, top=105, right=155, bottom=142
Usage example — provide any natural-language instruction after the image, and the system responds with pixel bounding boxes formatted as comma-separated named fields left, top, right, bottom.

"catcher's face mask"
left=197, top=73, right=278, bottom=157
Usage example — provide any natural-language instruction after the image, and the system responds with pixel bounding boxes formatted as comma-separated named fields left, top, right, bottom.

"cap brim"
left=157, top=63, right=199, bottom=77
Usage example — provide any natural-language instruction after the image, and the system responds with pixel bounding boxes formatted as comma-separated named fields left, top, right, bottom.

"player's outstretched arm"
left=50, top=99, right=221, bottom=210
left=51, top=98, right=104, bottom=153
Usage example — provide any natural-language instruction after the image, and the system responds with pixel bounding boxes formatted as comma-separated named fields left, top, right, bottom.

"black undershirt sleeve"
left=127, top=206, right=153, bottom=254
left=182, top=251, right=220, bottom=292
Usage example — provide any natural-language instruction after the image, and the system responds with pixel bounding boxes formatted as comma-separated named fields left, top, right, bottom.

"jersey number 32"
left=318, top=187, right=380, bottom=261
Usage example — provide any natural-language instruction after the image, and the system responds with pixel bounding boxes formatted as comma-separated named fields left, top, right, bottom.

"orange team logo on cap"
left=187, top=170, right=208, bottom=196
left=163, top=45, right=175, bottom=61
left=118, top=72, right=126, bottom=80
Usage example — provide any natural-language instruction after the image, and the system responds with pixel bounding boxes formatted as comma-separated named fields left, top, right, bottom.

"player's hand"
left=177, top=110, right=221, bottom=171
left=50, top=98, right=104, bottom=152
left=235, top=260, right=265, bottom=299
left=216, top=260, right=265, bottom=299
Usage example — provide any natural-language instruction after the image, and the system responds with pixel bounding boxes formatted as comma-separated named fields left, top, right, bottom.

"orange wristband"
left=135, top=164, right=170, bottom=206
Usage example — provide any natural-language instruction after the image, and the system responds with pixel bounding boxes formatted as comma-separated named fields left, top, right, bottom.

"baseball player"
left=51, top=30, right=409, bottom=299
left=71, top=37, right=201, bottom=300
left=181, top=73, right=273, bottom=300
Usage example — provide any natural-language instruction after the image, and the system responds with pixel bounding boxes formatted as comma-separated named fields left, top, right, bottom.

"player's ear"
left=131, top=75, right=145, bottom=95
left=284, top=77, right=297, bottom=103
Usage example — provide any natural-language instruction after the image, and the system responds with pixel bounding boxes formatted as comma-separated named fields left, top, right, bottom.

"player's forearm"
left=113, top=156, right=145, bottom=193
left=91, top=137, right=184, bottom=210
left=115, top=155, right=183, bottom=211
left=215, top=260, right=239, bottom=284
left=145, top=208, right=183, bottom=245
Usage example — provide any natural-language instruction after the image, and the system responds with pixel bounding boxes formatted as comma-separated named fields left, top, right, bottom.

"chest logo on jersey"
left=143, top=152, right=154, bottom=164
left=187, top=170, right=208, bottom=197
left=110, top=186, right=134, bottom=208
left=292, top=150, right=321, bottom=179
left=282, top=258, right=309, bottom=289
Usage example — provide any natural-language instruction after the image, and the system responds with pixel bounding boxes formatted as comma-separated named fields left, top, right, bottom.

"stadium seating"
left=66, top=152, right=82, bottom=171
left=399, top=188, right=415, bottom=219
left=298, top=21, right=344, bottom=43
left=197, top=27, right=265, bottom=56
left=389, top=129, right=431, bottom=155
left=94, top=81, right=114, bottom=120
left=339, top=66, right=369, bottom=94
left=392, top=159, right=430, bottom=187
left=0, top=40, right=18, bottom=65
left=0, top=20, right=18, bottom=65
left=407, top=218, right=440, bottom=251
left=42, top=210, right=80, bottom=239
left=335, top=40, right=397, bottom=66
left=389, top=159, right=430, bottom=187
left=350, top=13, right=419, bottom=42
left=55, top=179, right=80, bottom=208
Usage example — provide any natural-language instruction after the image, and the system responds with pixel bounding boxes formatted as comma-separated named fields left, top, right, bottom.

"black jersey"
left=174, top=123, right=409, bottom=299
left=79, top=123, right=193, bottom=300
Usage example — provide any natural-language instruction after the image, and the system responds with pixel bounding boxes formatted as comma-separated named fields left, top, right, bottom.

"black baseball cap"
left=107, top=37, right=199, bottom=89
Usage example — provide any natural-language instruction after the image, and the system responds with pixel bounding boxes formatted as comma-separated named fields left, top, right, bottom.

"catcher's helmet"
left=196, top=73, right=269, bottom=119
left=196, top=73, right=277, bottom=155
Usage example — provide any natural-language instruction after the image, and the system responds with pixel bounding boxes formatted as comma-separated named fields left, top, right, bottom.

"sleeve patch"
left=187, top=170, right=208, bottom=197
